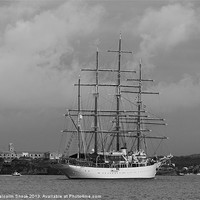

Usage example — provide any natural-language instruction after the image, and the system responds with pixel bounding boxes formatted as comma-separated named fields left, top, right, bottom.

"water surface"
left=0, top=175, right=199, bottom=200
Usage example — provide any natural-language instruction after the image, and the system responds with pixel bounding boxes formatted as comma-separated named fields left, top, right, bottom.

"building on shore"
left=0, top=143, right=62, bottom=162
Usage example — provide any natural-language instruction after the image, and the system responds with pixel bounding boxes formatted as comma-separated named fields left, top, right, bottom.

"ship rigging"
left=55, top=35, right=172, bottom=179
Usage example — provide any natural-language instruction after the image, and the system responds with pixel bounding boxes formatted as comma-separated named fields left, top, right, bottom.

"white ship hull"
left=56, top=163, right=158, bottom=179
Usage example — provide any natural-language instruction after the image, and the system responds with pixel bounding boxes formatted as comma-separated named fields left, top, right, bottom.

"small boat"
left=12, top=171, right=21, bottom=176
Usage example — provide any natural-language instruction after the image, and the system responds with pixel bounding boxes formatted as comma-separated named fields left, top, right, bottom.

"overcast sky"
left=0, top=0, right=200, bottom=156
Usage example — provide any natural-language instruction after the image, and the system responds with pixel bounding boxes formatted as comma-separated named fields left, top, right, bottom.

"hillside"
left=171, top=154, right=200, bottom=169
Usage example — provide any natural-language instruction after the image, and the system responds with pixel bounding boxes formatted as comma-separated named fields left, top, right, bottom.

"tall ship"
left=55, top=35, right=172, bottom=179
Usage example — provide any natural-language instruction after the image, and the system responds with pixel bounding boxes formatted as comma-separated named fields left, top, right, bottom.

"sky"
left=0, top=0, right=200, bottom=156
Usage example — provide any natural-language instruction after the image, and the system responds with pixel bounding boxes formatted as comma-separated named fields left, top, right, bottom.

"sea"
left=0, top=175, right=199, bottom=200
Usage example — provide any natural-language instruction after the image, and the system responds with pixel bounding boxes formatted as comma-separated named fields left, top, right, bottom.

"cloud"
left=145, top=74, right=200, bottom=112
left=0, top=1, right=104, bottom=112
left=124, top=3, right=200, bottom=112
left=136, top=3, right=200, bottom=59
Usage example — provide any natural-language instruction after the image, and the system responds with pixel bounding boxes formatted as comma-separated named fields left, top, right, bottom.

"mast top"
left=139, top=58, right=142, bottom=65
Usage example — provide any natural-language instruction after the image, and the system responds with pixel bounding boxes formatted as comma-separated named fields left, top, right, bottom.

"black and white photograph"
left=0, top=0, right=200, bottom=199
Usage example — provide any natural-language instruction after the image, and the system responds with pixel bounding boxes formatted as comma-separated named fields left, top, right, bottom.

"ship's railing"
left=61, top=157, right=155, bottom=168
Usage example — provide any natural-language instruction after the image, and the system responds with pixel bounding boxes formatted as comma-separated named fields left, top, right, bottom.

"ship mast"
left=136, top=60, right=142, bottom=151
left=63, top=36, right=169, bottom=158
left=116, top=35, right=121, bottom=151
left=64, top=36, right=136, bottom=156
left=124, top=60, right=167, bottom=152
left=77, top=76, right=81, bottom=158
left=108, top=35, right=121, bottom=151
left=79, top=48, right=100, bottom=154
left=94, top=48, right=99, bottom=154
left=108, top=34, right=132, bottom=151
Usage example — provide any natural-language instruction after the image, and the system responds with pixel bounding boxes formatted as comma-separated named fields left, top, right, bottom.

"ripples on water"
left=0, top=175, right=199, bottom=200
